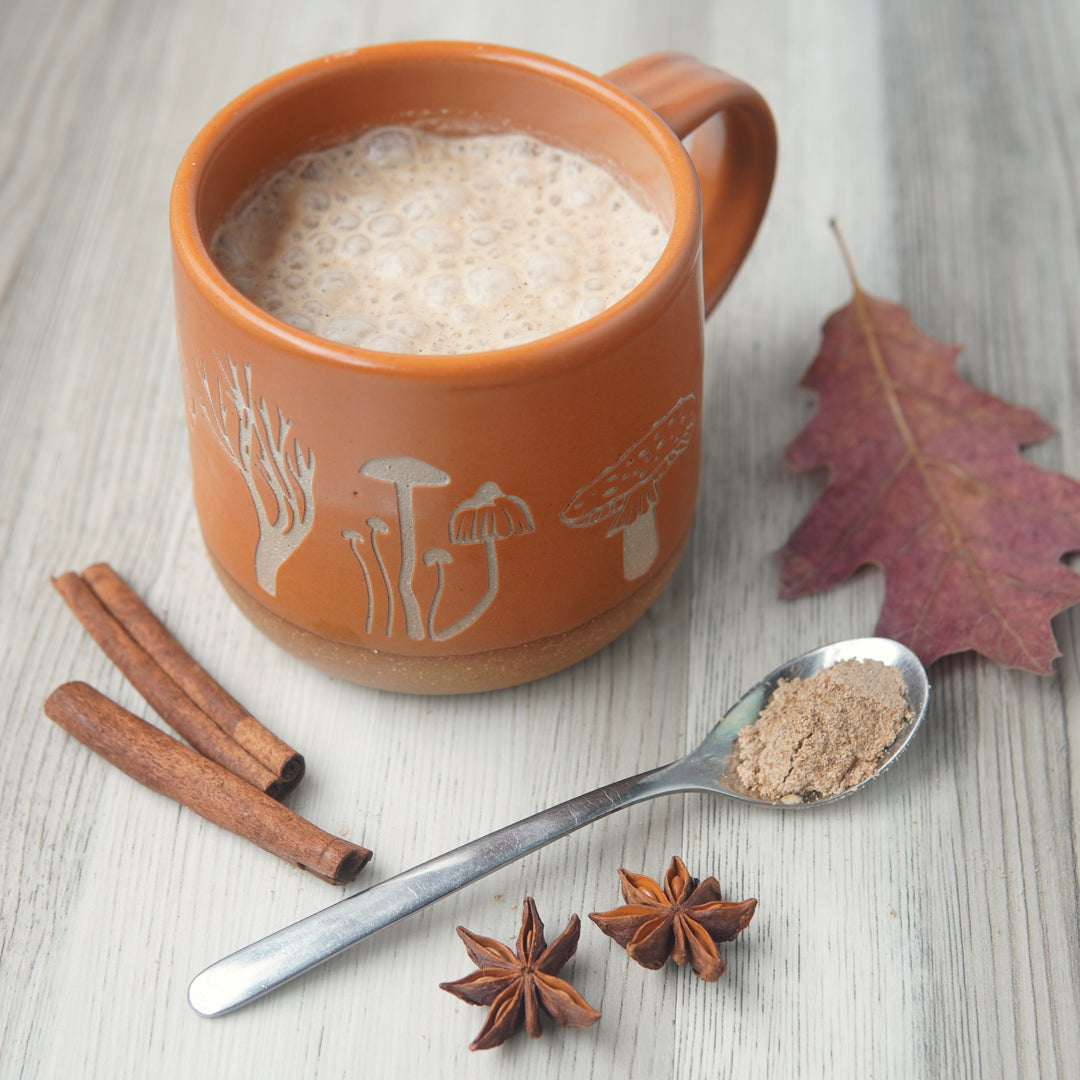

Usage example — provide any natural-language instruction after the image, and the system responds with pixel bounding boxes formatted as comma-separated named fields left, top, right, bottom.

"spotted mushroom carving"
left=560, top=394, right=697, bottom=581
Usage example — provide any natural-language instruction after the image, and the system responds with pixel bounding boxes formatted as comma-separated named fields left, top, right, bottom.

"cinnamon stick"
left=45, top=682, right=370, bottom=885
left=81, top=563, right=303, bottom=787
left=51, top=569, right=302, bottom=798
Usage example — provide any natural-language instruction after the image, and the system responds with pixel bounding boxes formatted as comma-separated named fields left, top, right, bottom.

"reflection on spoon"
left=189, top=637, right=929, bottom=1018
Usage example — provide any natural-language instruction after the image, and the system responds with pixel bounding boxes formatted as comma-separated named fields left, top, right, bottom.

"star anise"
left=440, top=897, right=601, bottom=1051
left=589, top=856, right=757, bottom=982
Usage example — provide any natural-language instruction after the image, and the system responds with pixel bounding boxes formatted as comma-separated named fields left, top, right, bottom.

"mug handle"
left=606, top=53, right=777, bottom=315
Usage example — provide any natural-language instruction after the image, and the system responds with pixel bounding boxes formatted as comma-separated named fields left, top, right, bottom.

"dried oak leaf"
left=439, top=897, right=600, bottom=1051
left=589, top=856, right=757, bottom=981
left=779, top=227, right=1080, bottom=674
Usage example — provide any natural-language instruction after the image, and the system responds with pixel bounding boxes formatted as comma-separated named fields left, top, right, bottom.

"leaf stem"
left=827, top=219, right=1037, bottom=667
left=829, top=219, right=863, bottom=294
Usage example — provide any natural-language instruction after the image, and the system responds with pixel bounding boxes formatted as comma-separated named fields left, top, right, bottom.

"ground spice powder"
left=735, top=658, right=911, bottom=801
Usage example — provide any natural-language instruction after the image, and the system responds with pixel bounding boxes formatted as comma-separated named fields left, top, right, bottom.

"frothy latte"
left=210, top=126, right=669, bottom=354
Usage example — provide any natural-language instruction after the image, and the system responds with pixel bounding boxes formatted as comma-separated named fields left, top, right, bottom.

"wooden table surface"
left=3, top=1, right=1078, bottom=1077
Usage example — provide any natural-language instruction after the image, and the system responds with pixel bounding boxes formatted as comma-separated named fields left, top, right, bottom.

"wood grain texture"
left=2, top=0, right=1078, bottom=1077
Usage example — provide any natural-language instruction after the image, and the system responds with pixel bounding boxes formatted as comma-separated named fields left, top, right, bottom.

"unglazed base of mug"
left=207, top=531, right=689, bottom=694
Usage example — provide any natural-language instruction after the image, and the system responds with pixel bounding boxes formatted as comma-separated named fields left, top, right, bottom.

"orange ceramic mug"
left=170, top=41, right=776, bottom=694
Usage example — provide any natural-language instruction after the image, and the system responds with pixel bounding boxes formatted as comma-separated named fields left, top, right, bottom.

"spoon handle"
left=188, top=765, right=677, bottom=1016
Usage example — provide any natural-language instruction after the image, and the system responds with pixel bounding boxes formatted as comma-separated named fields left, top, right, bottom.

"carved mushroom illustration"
left=197, top=357, right=315, bottom=596
left=358, top=457, right=450, bottom=640
left=341, top=528, right=375, bottom=634
left=423, top=481, right=535, bottom=642
left=365, top=516, right=393, bottom=635
left=560, top=394, right=697, bottom=581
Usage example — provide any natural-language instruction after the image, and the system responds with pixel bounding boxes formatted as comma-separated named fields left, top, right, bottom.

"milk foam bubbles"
left=211, top=127, right=670, bottom=354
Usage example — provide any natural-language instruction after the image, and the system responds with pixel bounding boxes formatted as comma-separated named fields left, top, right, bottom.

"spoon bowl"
left=188, top=637, right=928, bottom=1017
left=696, top=635, right=929, bottom=807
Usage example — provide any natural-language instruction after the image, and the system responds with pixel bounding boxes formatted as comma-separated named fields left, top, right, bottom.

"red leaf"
left=779, top=225, right=1080, bottom=673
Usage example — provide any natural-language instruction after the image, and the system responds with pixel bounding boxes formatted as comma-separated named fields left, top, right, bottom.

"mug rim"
left=170, top=40, right=703, bottom=381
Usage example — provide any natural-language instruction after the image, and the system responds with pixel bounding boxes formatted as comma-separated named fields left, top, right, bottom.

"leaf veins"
left=778, top=223, right=1080, bottom=673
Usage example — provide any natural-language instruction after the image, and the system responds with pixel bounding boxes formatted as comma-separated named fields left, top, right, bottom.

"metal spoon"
left=188, top=636, right=928, bottom=1017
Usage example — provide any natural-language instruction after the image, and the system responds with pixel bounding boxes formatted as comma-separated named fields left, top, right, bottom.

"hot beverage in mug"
left=171, top=43, right=776, bottom=693
left=210, top=127, right=670, bottom=355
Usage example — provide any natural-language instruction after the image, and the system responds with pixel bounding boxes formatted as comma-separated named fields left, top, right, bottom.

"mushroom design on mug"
left=560, top=394, right=697, bottom=581
left=190, top=355, right=316, bottom=596
left=344, top=461, right=535, bottom=643
left=354, top=457, right=450, bottom=640
left=424, top=481, right=535, bottom=642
